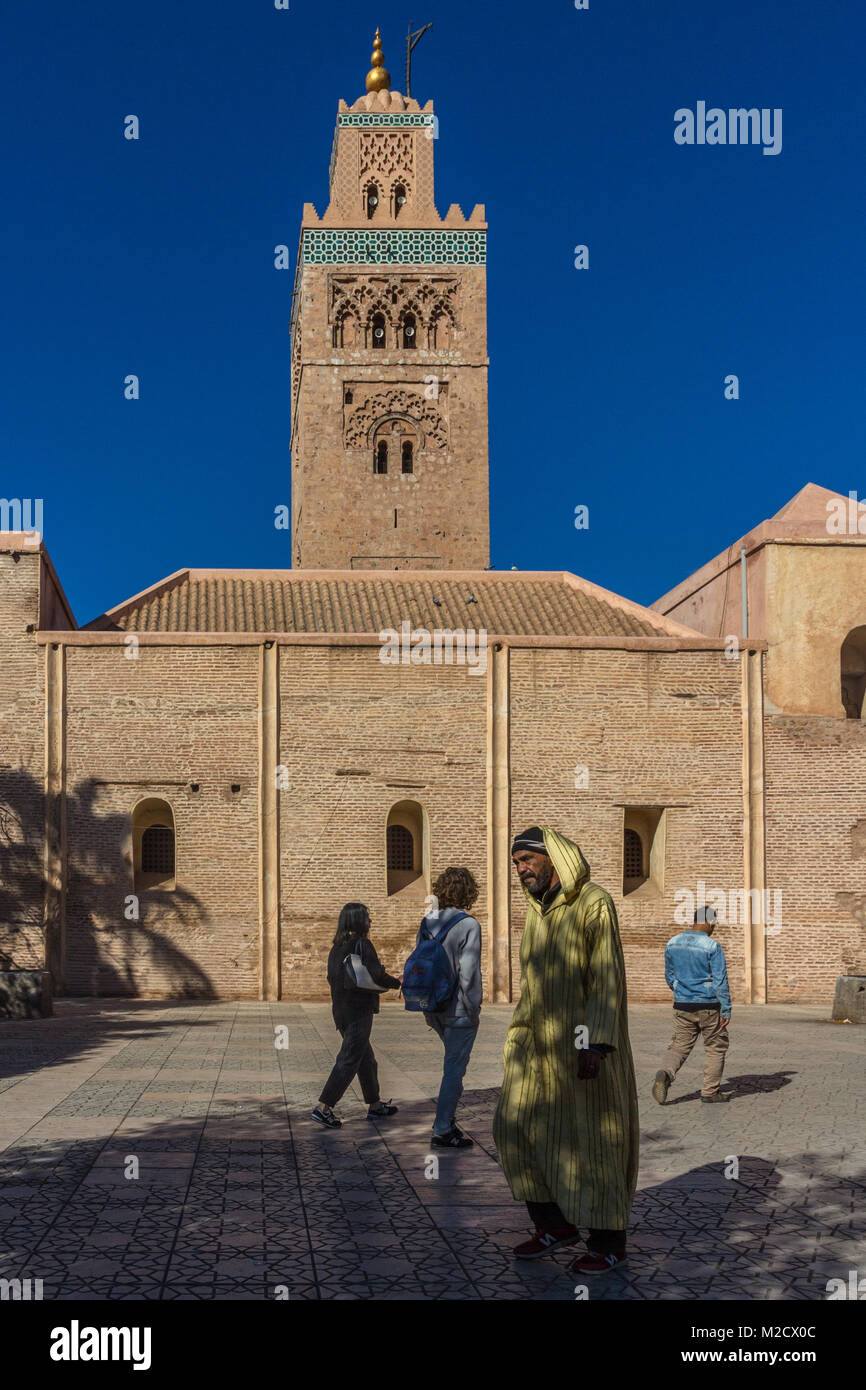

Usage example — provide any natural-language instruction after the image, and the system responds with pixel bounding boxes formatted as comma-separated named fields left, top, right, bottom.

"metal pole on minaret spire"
left=405, top=21, right=433, bottom=97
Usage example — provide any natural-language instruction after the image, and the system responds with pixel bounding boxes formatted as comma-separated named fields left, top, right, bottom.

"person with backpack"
left=312, top=902, right=401, bottom=1129
left=403, top=867, right=482, bottom=1149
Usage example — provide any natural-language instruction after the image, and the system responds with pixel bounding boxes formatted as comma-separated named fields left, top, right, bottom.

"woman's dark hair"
left=333, top=902, right=371, bottom=947
left=431, top=867, right=479, bottom=912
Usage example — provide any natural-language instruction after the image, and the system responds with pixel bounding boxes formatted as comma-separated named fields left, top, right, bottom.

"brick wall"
left=508, top=648, right=747, bottom=1007
left=278, top=644, right=488, bottom=1002
left=0, top=551, right=45, bottom=971
left=764, top=713, right=866, bottom=1001
left=6, top=617, right=857, bottom=1007
left=62, top=645, right=260, bottom=997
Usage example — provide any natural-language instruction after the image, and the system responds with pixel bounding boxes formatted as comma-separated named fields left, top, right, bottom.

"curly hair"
left=431, top=866, right=479, bottom=912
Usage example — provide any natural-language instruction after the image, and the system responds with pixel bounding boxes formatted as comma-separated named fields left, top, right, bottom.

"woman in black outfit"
left=312, top=902, right=402, bottom=1129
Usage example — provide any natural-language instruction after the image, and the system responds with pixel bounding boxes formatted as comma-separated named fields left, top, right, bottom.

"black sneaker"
left=367, top=1100, right=399, bottom=1119
left=431, top=1126, right=473, bottom=1148
left=311, top=1106, right=342, bottom=1128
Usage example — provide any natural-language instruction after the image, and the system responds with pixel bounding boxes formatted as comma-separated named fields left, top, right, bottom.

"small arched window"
left=624, top=828, right=644, bottom=880
left=394, top=183, right=408, bottom=218
left=365, top=183, right=379, bottom=220
left=841, top=626, right=866, bottom=719
left=401, top=440, right=414, bottom=474
left=402, top=313, right=417, bottom=349
left=374, top=440, right=388, bottom=474
left=622, top=807, right=663, bottom=896
left=387, top=824, right=414, bottom=871
left=142, top=826, right=174, bottom=875
left=132, top=797, right=176, bottom=892
left=386, top=799, right=426, bottom=896
left=371, top=312, right=386, bottom=349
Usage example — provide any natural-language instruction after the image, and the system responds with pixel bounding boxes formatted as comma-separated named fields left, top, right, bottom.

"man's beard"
left=523, top=861, right=554, bottom=899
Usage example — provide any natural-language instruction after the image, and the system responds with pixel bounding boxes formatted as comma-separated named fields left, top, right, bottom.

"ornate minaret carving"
left=290, top=30, right=489, bottom=570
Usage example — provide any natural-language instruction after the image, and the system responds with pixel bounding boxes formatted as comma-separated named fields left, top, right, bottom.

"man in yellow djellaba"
left=493, top=826, right=639, bottom=1275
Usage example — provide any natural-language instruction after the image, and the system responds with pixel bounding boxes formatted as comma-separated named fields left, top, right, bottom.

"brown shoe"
left=701, top=1092, right=730, bottom=1103
left=651, top=1069, right=671, bottom=1105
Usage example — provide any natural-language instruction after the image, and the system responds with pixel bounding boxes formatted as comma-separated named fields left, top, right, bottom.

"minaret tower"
left=290, top=29, right=490, bottom=570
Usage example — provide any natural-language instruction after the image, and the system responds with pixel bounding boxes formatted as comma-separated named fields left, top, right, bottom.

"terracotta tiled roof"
left=83, top=569, right=698, bottom=639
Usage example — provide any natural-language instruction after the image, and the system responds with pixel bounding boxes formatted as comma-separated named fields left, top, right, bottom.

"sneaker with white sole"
left=571, top=1248, right=627, bottom=1275
left=430, top=1126, right=473, bottom=1148
left=513, top=1226, right=581, bottom=1260
left=311, top=1106, right=342, bottom=1128
left=367, top=1100, right=399, bottom=1119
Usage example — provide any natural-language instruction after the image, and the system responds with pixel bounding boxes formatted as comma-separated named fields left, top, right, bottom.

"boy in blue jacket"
left=652, top=907, right=732, bottom=1105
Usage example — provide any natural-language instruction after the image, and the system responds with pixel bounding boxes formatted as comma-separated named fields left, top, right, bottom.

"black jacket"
left=327, top=936, right=401, bottom=1029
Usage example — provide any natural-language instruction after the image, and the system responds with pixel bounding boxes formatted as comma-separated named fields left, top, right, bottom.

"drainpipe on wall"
left=258, top=641, right=281, bottom=1001
left=740, top=546, right=749, bottom=642
left=486, top=642, right=512, bottom=1002
left=741, top=545, right=752, bottom=1000
left=738, top=546, right=767, bottom=1004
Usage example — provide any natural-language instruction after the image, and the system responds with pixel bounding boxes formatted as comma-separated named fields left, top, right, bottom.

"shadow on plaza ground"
left=0, top=1077, right=862, bottom=1298
left=1, top=765, right=218, bottom=1076
left=665, top=1071, right=798, bottom=1104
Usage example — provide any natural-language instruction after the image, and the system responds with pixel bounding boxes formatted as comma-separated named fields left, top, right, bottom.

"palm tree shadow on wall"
left=0, top=766, right=216, bottom=999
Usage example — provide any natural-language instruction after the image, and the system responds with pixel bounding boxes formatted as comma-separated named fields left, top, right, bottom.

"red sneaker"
left=513, top=1226, right=580, bottom=1260
left=571, top=1249, right=627, bottom=1275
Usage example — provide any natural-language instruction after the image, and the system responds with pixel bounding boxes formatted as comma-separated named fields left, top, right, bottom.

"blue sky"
left=3, top=0, right=864, bottom=624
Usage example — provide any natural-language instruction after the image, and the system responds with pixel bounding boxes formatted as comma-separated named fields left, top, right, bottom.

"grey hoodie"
left=418, top=906, right=483, bottom=1026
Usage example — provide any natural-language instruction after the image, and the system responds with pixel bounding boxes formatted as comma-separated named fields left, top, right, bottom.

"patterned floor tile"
left=0, top=1000, right=861, bottom=1300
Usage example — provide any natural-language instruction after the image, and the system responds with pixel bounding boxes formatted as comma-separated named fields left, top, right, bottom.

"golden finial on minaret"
left=365, top=27, right=391, bottom=92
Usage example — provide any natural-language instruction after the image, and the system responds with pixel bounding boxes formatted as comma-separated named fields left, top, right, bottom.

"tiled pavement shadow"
left=0, top=1000, right=863, bottom=1299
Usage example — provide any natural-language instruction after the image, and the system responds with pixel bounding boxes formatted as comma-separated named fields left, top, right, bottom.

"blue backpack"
left=402, top=912, right=468, bottom=1012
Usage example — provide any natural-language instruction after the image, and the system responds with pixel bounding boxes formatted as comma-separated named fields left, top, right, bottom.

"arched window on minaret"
left=374, top=440, right=388, bottom=474
left=430, top=309, right=453, bottom=350
left=401, top=440, right=414, bottom=474
left=365, top=182, right=380, bottom=219
left=402, top=313, right=417, bottom=349
left=333, top=310, right=358, bottom=349
left=393, top=183, right=408, bottom=219
left=370, top=312, right=387, bottom=349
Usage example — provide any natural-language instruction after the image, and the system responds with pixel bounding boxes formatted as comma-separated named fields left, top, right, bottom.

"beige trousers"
left=661, top=1008, right=729, bottom=1096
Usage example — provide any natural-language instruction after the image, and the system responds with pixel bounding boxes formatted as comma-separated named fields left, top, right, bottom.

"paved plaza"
left=0, top=1000, right=862, bottom=1300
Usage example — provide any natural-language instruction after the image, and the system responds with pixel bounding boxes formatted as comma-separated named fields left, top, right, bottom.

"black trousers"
left=319, top=1013, right=380, bottom=1108
left=526, top=1201, right=626, bottom=1255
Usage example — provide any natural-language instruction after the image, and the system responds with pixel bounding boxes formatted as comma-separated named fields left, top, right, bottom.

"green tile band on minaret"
left=301, top=229, right=486, bottom=266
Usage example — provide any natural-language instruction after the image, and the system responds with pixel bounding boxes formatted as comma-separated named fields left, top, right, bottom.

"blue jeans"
left=427, top=1016, right=478, bottom=1135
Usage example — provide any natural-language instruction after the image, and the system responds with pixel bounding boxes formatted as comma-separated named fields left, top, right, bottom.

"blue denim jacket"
left=664, top=931, right=732, bottom=1018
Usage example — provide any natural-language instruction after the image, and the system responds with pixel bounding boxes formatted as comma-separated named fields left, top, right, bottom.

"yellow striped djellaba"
left=493, top=827, right=639, bottom=1229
